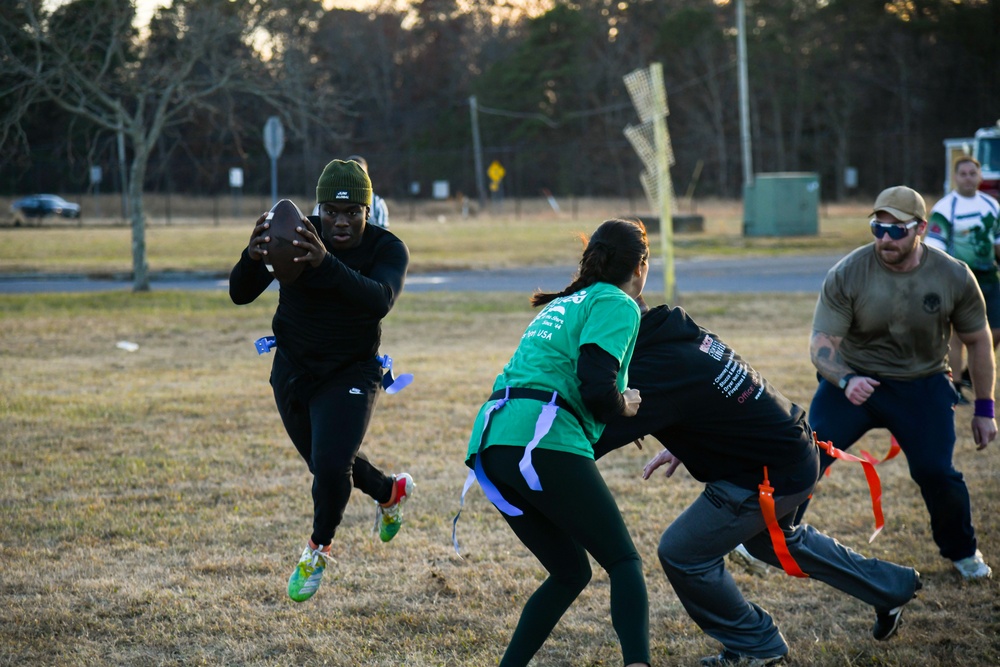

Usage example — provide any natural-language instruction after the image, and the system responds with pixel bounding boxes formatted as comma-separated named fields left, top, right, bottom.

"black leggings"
left=271, top=354, right=393, bottom=546
left=480, top=445, right=650, bottom=667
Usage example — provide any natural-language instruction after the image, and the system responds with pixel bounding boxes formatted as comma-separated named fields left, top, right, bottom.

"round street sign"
left=263, top=116, right=285, bottom=160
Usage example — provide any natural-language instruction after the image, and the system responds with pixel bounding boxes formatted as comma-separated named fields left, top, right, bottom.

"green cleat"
left=287, top=544, right=333, bottom=602
left=374, top=473, right=413, bottom=543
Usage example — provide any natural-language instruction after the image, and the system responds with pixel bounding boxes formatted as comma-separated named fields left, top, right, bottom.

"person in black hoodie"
left=229, top=160, right=412, bottom=603
left=594, top=299, right=920, bottom=667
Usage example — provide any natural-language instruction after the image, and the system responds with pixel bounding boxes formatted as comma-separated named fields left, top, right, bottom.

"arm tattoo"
left=810, top=329, right=853, bottom=384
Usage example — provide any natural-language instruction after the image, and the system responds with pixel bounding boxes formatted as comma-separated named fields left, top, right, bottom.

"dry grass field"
left=1, top=203, right=998, bottom=666
left=0, top=195, right=879, bottom=276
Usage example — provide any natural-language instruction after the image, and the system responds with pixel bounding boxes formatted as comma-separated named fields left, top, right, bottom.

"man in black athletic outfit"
left=594, top=300, right=920, bottom=666
left=230, top=159, right=412, bottom=602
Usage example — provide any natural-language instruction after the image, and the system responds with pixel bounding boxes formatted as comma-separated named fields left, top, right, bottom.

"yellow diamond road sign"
left=488, top=160, right=505, bottom=183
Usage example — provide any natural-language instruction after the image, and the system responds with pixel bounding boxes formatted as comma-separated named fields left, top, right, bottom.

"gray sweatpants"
left=658, top=479, right=919, bottom=658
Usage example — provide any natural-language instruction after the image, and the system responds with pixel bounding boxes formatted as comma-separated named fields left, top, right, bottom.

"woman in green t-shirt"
left=464, top=218, right=651, bottom=667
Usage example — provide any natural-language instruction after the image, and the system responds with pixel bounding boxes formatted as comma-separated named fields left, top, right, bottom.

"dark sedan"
left=11, top=194, right=82, bottom=222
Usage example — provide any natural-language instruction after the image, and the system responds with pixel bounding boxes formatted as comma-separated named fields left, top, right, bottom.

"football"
left=263, top=199, right=308, bottom=284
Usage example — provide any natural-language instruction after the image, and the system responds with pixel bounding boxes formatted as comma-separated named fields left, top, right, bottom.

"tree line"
left=3, top=0, right=998, bottom=209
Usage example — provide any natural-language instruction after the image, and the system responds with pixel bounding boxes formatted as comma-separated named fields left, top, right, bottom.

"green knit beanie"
left=316, top=159, right=372, bottom=206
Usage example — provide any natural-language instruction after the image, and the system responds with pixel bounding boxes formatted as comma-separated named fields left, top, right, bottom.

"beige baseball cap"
left=871, top=186, right=926, bottom=221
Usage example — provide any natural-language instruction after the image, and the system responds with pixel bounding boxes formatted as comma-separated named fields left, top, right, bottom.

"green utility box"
left=743, top=172, right=820, bottom=236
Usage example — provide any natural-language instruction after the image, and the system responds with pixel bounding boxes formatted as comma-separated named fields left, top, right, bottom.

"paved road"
left=0, top=254, right=842, bottom=294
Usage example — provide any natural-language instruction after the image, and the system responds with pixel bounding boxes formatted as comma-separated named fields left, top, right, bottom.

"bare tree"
left=656, top=6, right=738, bottom=197
left=0, top=0, right=288, bottom=291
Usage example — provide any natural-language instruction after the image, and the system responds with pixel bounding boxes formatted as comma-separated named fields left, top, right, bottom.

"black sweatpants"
left=271, top=352, right=394, bottom=546
left=801, top=373, right=977, bottom=561
left=479, top=445, right=650, bottom=667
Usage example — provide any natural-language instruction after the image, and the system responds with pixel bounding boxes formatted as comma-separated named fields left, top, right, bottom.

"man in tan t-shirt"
left=803, top=185, right=995, bottom=581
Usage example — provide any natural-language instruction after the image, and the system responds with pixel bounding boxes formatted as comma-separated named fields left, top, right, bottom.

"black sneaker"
left=700, top=650, right=786, bottom=666
left=872, top=572, right=922, bottom=641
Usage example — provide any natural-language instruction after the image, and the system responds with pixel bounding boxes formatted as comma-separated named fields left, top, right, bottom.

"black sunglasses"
left=870, top=219, right=919, bottom=240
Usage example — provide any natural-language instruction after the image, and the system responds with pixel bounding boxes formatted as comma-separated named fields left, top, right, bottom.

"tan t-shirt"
left=813, top=243, right=986, bottom=379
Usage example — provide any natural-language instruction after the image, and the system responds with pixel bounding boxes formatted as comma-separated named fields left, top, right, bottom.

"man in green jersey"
left=926, top=156, right=1000, bottom=401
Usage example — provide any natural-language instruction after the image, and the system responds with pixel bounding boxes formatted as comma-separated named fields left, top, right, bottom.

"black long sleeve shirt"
left=595, top=305, right=816, bottom=492
left=577, top=343, right=627, bottom=422
left=230, top=220, right=409, bottom=380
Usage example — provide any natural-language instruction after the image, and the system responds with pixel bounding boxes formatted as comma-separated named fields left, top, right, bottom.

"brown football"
left=264, top=199, right=308, bottom=284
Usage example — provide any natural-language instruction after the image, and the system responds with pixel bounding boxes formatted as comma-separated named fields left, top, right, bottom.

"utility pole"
left=469, top=95, right=487, bottom=212
left=737, top=0, right=753, bottom=189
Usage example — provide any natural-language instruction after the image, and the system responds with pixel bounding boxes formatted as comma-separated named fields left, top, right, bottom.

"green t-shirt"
left=812, top=243, right=986, bottom=379
left=466, top=282, right=640, bottom=461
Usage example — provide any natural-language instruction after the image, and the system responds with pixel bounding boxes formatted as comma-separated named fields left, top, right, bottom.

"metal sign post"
left=89, top=166, right=103, bottom=220
left=624, top=63, right=676, bottom=303
left=263, top=116, right=285, bottom=205
left=229, top=167, right=244, bottom=219
left=488, top=160, right=505, bottom=209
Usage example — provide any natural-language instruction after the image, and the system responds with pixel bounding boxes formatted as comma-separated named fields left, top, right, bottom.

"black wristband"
left=838, top=373, right=856, bottom=390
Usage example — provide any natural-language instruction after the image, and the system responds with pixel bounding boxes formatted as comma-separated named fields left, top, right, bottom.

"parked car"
left=11, top=194, right=82, bottom=222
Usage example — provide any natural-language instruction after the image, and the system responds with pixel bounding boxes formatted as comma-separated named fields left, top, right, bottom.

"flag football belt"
left=758, top=432, right=886, bottom=578
left=252, top=336, right=413, bottom=393
left=863, top=435, right=902, bottom=466
left=486, top=387, right=583, bottom=424
left=821, top=436, right=901, bottom=480
left=451, top=387, right=578, bottom=555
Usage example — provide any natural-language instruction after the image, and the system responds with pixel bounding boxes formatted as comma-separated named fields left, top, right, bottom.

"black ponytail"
left=531, top=218, right=649, bottom=307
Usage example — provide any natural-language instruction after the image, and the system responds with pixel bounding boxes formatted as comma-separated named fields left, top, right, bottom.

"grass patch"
left=1, top=290, right=997, bottom=666
left=0, top=199, right=879, bottom=276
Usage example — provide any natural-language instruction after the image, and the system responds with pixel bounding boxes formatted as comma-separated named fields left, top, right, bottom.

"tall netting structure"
left=623, top=63, right=676, bottom=303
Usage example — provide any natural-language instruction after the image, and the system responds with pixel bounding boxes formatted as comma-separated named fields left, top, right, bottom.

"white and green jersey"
left=926, top=190, right=1000, bottom=283
left=466, top=282, right=640, bottom=460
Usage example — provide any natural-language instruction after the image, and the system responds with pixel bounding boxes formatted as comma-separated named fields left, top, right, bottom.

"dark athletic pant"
left=661, top=475, right=917, bottom=658
left=800, top=372, right=978, bottom=561
left=479, top=445, right=650, bottom=667
left=595, top=424, right=916, bottom=657
left=271, top=353, right=394, bottom=546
